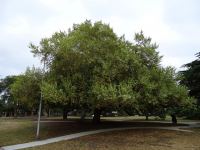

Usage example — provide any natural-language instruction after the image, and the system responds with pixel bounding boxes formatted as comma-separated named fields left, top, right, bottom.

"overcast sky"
left=0, top=0, right=199, bottom=78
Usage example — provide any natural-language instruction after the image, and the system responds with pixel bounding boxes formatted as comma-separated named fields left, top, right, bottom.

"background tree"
left=0, top=76, right=17, bottom=116
left=11, top=67, right=42, bottom=116
left=179, top=52, right=200, bottom=119
left=180, top=52, right=200, bottom=104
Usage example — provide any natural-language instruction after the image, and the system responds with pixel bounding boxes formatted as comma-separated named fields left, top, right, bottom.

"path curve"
left=1, top=126, right=194, bottom=150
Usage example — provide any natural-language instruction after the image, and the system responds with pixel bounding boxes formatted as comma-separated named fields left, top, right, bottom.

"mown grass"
left=25, top=128, right=200, bottom=150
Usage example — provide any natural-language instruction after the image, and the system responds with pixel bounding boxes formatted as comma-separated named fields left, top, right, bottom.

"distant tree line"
left=0, top=20, right=195, bottom=123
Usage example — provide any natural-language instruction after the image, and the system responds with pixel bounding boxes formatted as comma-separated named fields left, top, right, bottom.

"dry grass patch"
left=26, top=129, right=200, bottom=150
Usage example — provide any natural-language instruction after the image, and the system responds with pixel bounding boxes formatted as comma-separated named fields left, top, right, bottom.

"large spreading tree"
left=29, top=20, right=191, bottom=123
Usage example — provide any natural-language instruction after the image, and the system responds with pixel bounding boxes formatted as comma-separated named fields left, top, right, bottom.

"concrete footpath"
left=1, top=125, right=194, bottom=150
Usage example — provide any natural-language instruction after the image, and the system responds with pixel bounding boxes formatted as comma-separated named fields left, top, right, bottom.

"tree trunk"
left=80, top=109, right=86, bottom=121
left=63, top=108, right=68, bottom=120
left=48, top=109, right=51, bottom=117
left=171, top=114, right=177, bottom=125
left=46, top=107, right=50, bottom=117
left=145, top=115, right=149, bottom=120
left=14, top=108, right=17, bottom=118
left=31, top=109, right=34, bottom=117
left=93, top=108, right=101, bottom=124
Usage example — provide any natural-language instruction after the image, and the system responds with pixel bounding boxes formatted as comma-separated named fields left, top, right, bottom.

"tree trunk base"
left=63, top=108, right=68, bottom=120
left=80, top=109, right=86, bottom=121
left=93, top=108, right=101, bottom=124
left=171, top=114, right=177, bottom=125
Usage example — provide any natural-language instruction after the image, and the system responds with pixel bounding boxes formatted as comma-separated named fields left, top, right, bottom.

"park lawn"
left=0, top=117, right=187, bottom=147
left=0, top=118, right=88, bottom=146
left=25, top=128, right=200, bottom=150
left=0, top=118, right=35, bottom=146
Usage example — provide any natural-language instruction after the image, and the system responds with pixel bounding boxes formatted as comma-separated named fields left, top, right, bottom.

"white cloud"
left=38, top=0, right=72, bottom=11
left=161, top=55, right=198, bottom=71
left=27, top=0, right=91, bottom=38
left=3, top=16, right=30, bottom=35
left=137, top=16, right=181, bottom=44
left=161, top=56, right=183, bottom=69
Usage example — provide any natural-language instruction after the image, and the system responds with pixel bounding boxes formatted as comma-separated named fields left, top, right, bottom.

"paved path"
left=1, top=124, right=196, bottom=150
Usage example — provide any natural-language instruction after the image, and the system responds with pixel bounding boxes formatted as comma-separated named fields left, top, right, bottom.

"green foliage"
left=29, top=31, right=67, bottom=68
left=41, top=79, right=76, bottom=105
left=178, top=52, right=200, bottom=118
left=134, top=31, right=161, bottom=67
left=180, top=52, right=200, bottom=104
left=11, top=67, right=42, bottom=110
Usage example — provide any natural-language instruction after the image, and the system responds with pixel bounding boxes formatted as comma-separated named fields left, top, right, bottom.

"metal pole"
left=36, top=93, right=42, bottom=139
left=36, top=61, right=45, bottom=139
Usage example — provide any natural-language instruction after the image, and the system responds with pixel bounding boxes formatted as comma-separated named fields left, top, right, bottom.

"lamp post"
left=36, top=61, right=46, bottom=139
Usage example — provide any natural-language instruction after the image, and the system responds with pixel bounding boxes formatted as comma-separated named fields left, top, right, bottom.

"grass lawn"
left=0, top=117, right=189, bottom=147
left=0, top=118, right=35, bottom=146
left=25, top=128, right=200, bottom=150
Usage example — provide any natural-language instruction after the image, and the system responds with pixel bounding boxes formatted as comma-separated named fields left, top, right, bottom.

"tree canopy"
left=10, top=67, right=43, bottom=115
left=29, top=20, right=191, bottom=123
